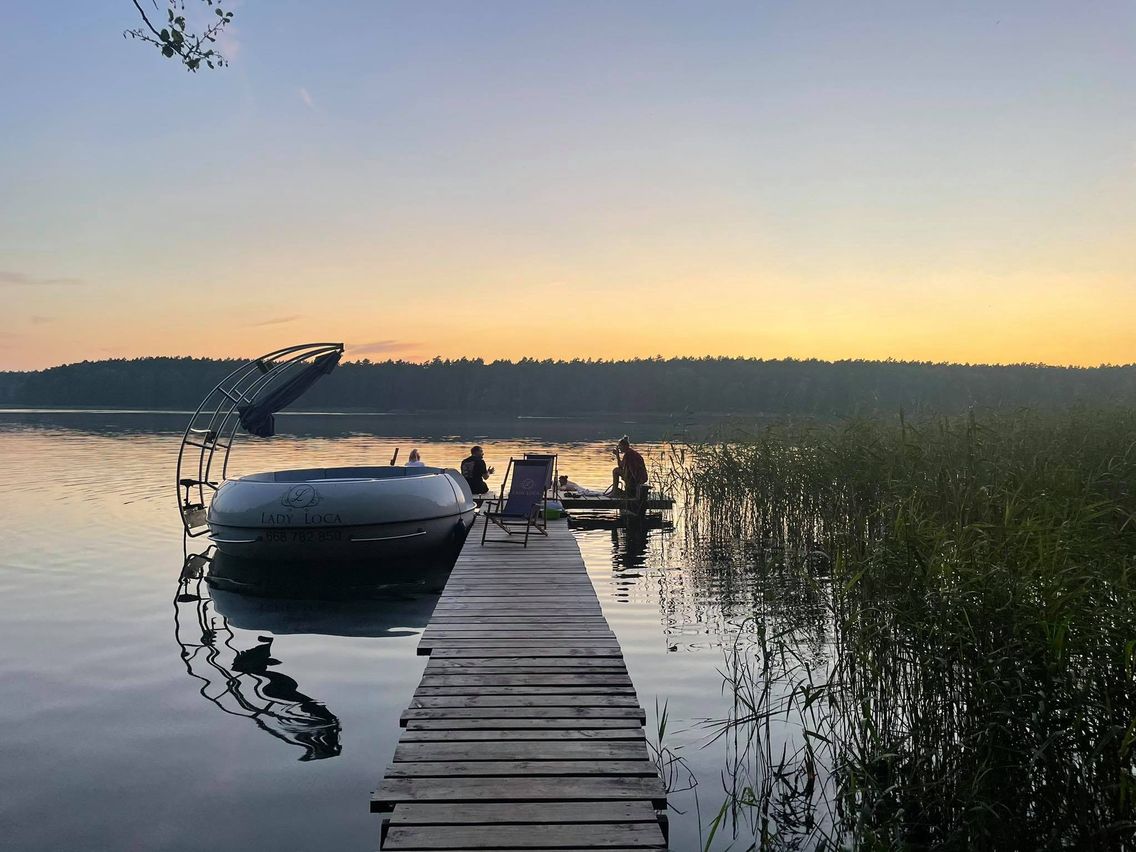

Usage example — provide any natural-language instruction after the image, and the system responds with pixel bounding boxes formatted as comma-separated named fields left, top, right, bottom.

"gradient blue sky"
left=2, top=1, right=1133, bottom=369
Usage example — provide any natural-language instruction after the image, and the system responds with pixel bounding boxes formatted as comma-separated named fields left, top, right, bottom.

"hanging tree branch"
left=124, top=0, right=234, bottom=71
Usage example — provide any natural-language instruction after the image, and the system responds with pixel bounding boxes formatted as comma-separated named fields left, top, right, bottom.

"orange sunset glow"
left=4, top=6, right=1136, bottom=852
left=3, top=3, right=1134, bottom=371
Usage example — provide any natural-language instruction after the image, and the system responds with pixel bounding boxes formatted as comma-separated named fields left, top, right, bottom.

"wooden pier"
left=372, top=521, right=669, bottom=850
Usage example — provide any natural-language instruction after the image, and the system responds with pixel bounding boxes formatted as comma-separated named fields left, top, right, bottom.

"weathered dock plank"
left=406, top=695, right=644, bottom=709
left=418, top=674, right=633, bottom=686
left=373, top=776, right=667, bottom=808
left=424, top=647, right=626, bottom=659
left=404, top=718, right=646, bottom=733
left=384, top=759, right=661, bottom=777
left=400, top=706, right=649, bottom=724
left=423, top=658, right=628, bottom=670
left=413, top=687, right=639, bottom=698
left=399, top=728, right=646, bottom=742
left=382, top=823, right=667, bottom=850
left=394, top=741, right=651, bottom=762
left=387, top=800, right=660, bottom=825
left=373, top=520, right=668, bottom=850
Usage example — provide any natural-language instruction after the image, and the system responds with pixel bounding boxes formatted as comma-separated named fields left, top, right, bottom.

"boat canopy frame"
left=176, top=342, right=344, bottom=536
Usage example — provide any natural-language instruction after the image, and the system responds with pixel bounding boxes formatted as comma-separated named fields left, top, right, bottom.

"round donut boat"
left=205, top=465, right=476, bottom=596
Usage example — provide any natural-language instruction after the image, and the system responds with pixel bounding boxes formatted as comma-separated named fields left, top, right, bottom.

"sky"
left=1, top=1, right=1133, bottom=370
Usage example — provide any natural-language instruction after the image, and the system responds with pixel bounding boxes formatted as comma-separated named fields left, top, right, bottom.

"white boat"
left=207, top=465, right=475, bottom=562
left=176, top=343, right=475, bottom=597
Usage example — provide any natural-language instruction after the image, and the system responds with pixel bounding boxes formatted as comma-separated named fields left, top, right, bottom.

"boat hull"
left=204, top=466, right=476, bottom=597
left=208, top=512, right=474, bottom=562
left=203, top=539, right=467, bottom=597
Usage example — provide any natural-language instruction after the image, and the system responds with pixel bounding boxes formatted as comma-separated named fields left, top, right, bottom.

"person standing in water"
left=612, top=435, right=648, bottom=498
left=460, top=445, right=494, bottom=496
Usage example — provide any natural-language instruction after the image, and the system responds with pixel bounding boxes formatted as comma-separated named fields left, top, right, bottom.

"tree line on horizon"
left=1, top=355, right=1134, bottom=415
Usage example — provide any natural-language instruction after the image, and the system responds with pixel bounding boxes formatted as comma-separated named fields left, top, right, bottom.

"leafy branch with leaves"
left=124, top=0, right=234, bottom=71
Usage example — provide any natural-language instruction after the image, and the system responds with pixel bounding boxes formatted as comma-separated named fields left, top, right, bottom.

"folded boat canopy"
left=238, top=350, right=341, bottom=438
left=176, top=342, right=345, bottom=537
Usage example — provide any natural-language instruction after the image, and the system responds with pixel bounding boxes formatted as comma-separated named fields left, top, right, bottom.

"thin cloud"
left=298, top=87, right=314, bottom=108
left=0, top=271, right=82, bottom=287
left=30, top=315, right=54, bottom=324
left=216, top=24, right=241, bottom=61
left=249, top=315, right=301, bottom=327
left=348, top=340, right=417, bottom=356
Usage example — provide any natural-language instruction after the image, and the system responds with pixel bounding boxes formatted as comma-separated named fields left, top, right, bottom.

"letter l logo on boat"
left=281, top=485, right=321, bottom=509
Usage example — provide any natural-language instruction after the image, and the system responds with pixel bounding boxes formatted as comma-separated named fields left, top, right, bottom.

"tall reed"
left=679, top=408, right=1136, bottom=848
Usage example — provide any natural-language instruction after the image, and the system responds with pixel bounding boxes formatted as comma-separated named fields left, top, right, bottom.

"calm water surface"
left=1, top=411, right=810, bottom=851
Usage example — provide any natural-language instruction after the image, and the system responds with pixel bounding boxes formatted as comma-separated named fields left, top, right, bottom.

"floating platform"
left=559, top=494, right=675, bottom=512
left=567, top=514, right=673, bottom=532
left=371, top=520, right=668, bottom=850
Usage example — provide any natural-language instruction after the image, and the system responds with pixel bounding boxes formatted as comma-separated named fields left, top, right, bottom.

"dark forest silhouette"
left=2, top=356, right=1134, bottom=415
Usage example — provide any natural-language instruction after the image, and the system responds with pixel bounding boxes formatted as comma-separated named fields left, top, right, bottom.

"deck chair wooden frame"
left=480, top=457, right=553, bottom=547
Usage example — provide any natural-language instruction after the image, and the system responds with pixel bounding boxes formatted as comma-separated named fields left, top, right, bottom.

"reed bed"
left=676, top=408, right=1136, bottom=849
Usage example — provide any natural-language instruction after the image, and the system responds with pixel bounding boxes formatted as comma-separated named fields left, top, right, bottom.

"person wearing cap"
left=460, top=445, right=494, bottom=495
left=611, top=436, right=648, bottom=498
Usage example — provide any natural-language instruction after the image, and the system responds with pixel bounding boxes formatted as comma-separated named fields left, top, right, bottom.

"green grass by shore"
left=678, top=408, right=1136, bottom=848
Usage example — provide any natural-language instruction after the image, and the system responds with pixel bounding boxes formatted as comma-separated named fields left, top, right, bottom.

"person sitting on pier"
left=611, top=436, right=648, bottom=498
left=558, top=474, right=584, bottom=492
left=460, top=445, right=494, bottom=496
left=558, top=474, right=603, bottom=496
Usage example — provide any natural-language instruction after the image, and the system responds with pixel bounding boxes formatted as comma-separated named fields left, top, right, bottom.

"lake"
left=0, top=410, right=808, bottom=851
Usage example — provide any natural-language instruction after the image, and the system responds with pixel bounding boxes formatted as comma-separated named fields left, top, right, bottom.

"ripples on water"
left=0, top=411, right=814, bottom=851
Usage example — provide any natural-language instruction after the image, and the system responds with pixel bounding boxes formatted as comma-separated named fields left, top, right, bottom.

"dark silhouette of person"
left=460, top=445, right=494, bottom=496
left=612, top=435, right=648, bottom=498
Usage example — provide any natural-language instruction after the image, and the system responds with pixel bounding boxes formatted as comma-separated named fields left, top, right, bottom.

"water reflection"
left=0, top=409, right=711, bottom=443
left=569, top=502, right=850, bottom=848
left=569, top=516, right=670, bottom=602
left=0, top=416, right=700, bottom=851
left=173, top=549, right=434, bottom=762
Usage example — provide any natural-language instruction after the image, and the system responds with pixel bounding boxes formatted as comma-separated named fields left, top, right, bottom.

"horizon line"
left=5, top=353, right=1136, bottom=373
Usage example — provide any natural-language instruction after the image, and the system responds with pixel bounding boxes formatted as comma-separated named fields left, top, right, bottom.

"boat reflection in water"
left=174, top=549, right=434, bottom=761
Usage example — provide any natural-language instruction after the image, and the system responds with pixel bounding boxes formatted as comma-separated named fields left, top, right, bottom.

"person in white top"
left=405, top=449, right=426, bottom=467
left=558, top=474, right=602, bottom=496
left=558, top=474, right=583, bottom=491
